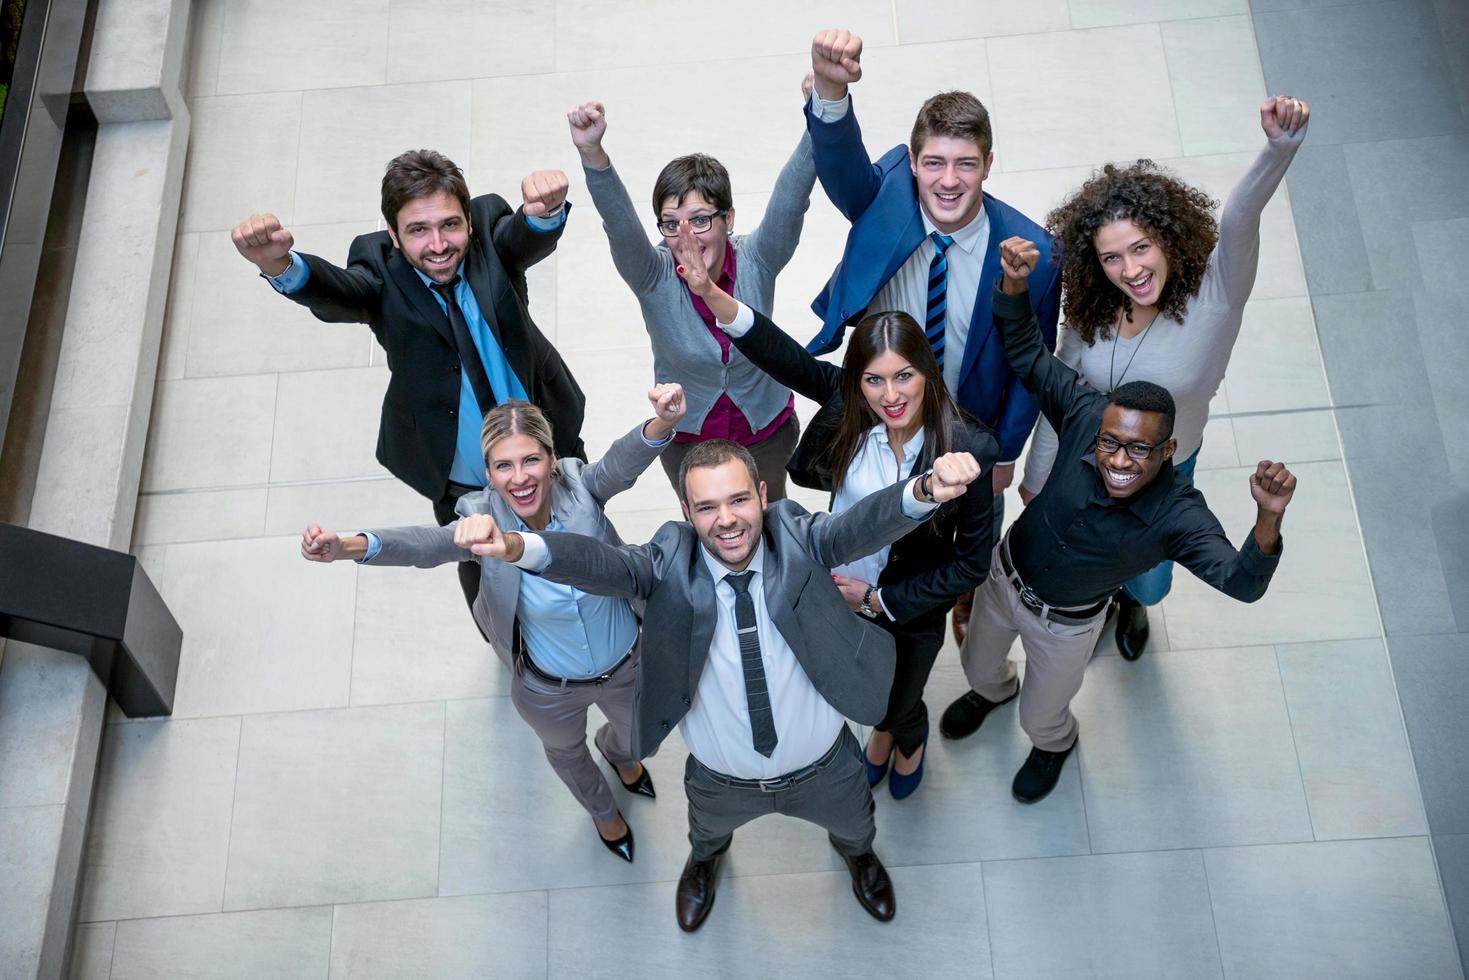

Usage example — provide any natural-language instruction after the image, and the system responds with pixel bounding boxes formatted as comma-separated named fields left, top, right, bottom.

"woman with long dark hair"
left=1019, top=95, right=1310, bottom=660
left=673, top=229, right=997, bottom=798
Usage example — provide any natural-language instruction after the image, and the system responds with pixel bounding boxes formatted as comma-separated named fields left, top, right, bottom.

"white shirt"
left=813, top=93, right=990, bottom=396
left=681, top=544, right=845, bottom=779
left=832, top=424, right=925, bottom=595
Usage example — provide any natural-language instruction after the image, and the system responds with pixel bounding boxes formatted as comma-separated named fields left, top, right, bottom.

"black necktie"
left=429, top=276, right=497, bottom=416
left=724, top=571, right=778, bottom=757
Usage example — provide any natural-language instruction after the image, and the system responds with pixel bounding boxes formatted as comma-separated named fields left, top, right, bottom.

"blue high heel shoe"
left=864, top=740, right=892, bottom=787
left=887, top=737, right=927, bottom=800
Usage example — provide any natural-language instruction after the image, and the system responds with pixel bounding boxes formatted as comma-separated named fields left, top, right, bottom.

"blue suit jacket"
left=804, top=98, right=1061, bottom=462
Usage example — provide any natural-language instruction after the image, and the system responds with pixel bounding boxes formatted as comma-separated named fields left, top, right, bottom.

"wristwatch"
left=918, top=469, right=935, bottom=503
left=859, top=585, right=879, bottom=619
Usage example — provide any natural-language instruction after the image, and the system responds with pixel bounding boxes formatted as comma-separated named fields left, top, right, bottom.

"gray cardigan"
left=583, top=135, right=817, bottom=436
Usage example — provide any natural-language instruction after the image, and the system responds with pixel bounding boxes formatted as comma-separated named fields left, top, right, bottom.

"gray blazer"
left=533, top=480, right=924, bottom=758
left=363, top=421, right=665, bottom=668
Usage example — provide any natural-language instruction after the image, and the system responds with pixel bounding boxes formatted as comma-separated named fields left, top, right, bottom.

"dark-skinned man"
left=940, top=235, right=1297, bottom=805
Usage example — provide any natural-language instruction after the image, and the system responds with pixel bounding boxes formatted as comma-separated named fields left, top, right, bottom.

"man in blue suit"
left=803, top=31, right=1062, bottom=615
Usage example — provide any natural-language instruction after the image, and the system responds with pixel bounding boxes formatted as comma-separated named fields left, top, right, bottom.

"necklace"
left=1108, top=309, right=1161, bottom=392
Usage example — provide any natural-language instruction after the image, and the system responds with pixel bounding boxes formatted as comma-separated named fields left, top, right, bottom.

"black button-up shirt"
left=995, top=288, right=1281, bottom=608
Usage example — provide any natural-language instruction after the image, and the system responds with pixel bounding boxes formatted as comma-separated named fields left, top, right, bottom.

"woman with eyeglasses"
left=567, top=99, right=815, bottom=500
left=670, top=229, right=998, bottom=800
left=1015, top=95, right=1310, bottom=661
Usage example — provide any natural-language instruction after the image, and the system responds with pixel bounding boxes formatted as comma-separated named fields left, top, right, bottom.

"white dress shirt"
left=832, top=424, right=924, bottom=595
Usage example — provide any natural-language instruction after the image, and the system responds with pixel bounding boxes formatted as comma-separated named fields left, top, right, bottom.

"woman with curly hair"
left=1019, top=95, right=1309, bottom=660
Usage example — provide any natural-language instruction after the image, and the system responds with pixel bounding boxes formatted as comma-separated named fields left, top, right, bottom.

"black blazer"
left=732, top=311, right=998, bottom=633
left=282, top=194, right=586, bottom=500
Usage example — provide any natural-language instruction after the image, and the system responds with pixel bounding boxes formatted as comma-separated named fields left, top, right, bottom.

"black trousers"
left=433, top=481, right=482, bottom=611
left=870, top=614, right=946, bottom=757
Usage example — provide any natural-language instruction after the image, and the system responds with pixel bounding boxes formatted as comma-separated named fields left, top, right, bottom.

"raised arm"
left=739, top=132, right=817, bottom=273
left=1171, top=460, right=1295, bottom=601
left=299, top=521, right=465, bottom=568
left=569, top=101, right=666, bottom=295
left=490, top=172, right=570, bottom=272
left=459, top=512, right=660, bottom=601
left=995, top=237, right=1107, bottom=434
left=990, top=256, right=1062, bottom=471
left=233, top=213, right=382, bottom=324
left=1019, top=324, right=1087, bottom=497
left=580, top=383, right=686, bottom=505
left=805, top=29, right=883, bottom=221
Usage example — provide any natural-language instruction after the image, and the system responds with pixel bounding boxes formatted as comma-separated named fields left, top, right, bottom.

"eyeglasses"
left=1094, top=433, right=1166, bottom=462
left=656, top=211, right=727, bottom=238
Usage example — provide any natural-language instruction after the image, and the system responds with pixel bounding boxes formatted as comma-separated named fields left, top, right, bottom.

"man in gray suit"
left=466, top=438, right=982, bottom=931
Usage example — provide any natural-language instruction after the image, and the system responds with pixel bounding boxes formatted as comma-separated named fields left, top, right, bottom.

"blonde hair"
left=480, top=400, right=556, bottom=464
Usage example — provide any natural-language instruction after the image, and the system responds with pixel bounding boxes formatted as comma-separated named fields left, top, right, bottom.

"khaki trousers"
left=959, top=546, right=1108, bottom=752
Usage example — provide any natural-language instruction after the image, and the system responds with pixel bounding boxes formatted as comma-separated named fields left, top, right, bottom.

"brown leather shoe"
left=951, top=588, right=976, bottom=646
left=842, top=851, right=896, bottom=922
left=676, top=852, right=723, bottom=932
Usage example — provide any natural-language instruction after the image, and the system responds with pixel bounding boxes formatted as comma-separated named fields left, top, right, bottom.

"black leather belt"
left=696, top=731, right=846, bottom=793
left=520, top=650, right=632, bottom=687
left=998, top=536, right=1110, bottom=626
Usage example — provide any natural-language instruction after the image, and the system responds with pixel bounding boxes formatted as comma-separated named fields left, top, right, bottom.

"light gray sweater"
left=583, top=135, right=816, bottom=436
left=1022, top=129, right=1306, bottom=492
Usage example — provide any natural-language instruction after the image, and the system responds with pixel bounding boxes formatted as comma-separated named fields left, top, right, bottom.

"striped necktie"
left=925, top=231, right=955, bottom=370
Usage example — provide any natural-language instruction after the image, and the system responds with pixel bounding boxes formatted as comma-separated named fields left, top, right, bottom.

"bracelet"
left=919, top=470, right=934, bottom=502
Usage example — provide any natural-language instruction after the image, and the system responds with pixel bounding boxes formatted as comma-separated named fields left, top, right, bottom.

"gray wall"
left=1249, top=0, right=1469, bottom=967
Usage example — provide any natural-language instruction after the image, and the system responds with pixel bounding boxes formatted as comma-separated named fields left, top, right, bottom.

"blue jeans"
left=1121, top=449, right=1199, bottom=606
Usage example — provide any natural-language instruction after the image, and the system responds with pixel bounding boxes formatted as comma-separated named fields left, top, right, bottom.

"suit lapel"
left=687, top=546, right=717, bottom=695
left=957, top=195, right=1005, bottom=389
left=464, top=241, right=537, bottom=392
left=387, top=251, right=456, bottom=348
left=879, top=208, right=928, bottom=296
left=760, top=531, right=811, bottom=658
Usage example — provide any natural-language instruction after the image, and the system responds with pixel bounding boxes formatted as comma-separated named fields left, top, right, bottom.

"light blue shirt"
left=266, top=209, right=567, bottom=486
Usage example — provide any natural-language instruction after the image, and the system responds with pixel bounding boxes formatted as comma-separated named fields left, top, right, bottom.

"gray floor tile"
left=0, top=805, right=66, bottom=980
left=1161, top=16, right=1267, bottom=157
left=1255, top=1, right=1463, bottom=145
left=110, top=907, right=332, bottom=980
left=1206, top=837, right=1460, bottom=979
left=1223, top=296, right=1329, bottom=414
left=216, top=0, right=387, bottom=96
left=386, top=0, right=552, bottom=84
left=1411, top=216, right=1469, bottom=293
left=68, top=921, right=116, bottom=980
left=1386, top=632, right=1469, bottom=836
left=180, top=92, right=301, bottom=233
left=133, top=488, right=268, bottom=546
left=0, top=644, right=96, bottom=809
left=874, top=655, right=1092, bottom=865
left=1070, top=0, right=1245, bottom=29
left=163, top=536, right=358, bottom=718
left=1074, top=646, right=1313, bottom=852
left=1433, top=833, right=1469, bottom=976
left=984, top=850, right=1222, bottom=980
left=1230, top=408, right=1341, bottom=466
left=1312, top=290, right=1435, bottom=408
left=547, top=862, right=992, bottom=980
left=1428, top=483, right=1469, bottom=630
left=269, top=367, right=393, bottom=483
left=1279, top=145, right=1374, bottom=295
left=894, top=0, right=1071, bottom=43
left=140, top=374, right=278, bottom=492
left=1347, top=133, right=1469, bottom=290
left=263, top=476, right=427, bottom=539
left=79, top=718, right=241, bottom=922
left=1275, top=637, right=1427, bottom=839
left=224, top=703, right=444, bottom=909
left=1408, top=284, right=1469, bottom=483
left=329, top=892, right=547, bottom=979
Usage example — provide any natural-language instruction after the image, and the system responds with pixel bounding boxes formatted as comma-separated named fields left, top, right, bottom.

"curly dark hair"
left=1046, top=160, right=1219, bottom=345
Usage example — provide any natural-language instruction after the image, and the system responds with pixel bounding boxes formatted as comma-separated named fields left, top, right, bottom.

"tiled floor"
left=81, top=1, right=1464, bottom=977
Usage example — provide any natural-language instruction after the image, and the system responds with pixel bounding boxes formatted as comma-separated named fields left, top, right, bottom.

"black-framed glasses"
left=1094, top=433, right=1166, bottom=462
left=656, top=211, right=727, bottom=238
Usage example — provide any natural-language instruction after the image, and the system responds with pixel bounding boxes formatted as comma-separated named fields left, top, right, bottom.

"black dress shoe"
left=598, top=817, right=634, bottom=863
left=841, top=851, right=896, bottom=922
left=1113, top=590, right=1149, bottom=661
left=676, top=852, right=723, bottom=932
left=1011, top=739, right=1077, bottom=804
left=596, top=734, right=656, bottom=799
left=939, top=688, right=1018, bottom=740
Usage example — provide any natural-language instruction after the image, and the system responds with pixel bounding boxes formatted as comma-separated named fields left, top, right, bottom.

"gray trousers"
left=657, top=414, right=800, bottom=502
left=509, top=653, right=639, bottom=824
left=682, top=726, right=876, bottom=861
left=959, top=546, right=1108, bottom=752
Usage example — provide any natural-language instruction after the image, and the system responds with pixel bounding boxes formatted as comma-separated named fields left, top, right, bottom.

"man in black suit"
left=465, top=439, right=982, bottom=931
left=231, top=150, right=585, bottom=606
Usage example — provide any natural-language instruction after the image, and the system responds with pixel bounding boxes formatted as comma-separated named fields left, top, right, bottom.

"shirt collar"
left=1078, top=449, right=1178, bottom=524
left=412, top=262, right=467, bottom=291
left=699, top=537, right=766, bottom=588
left=920, top=201, right=988, bottom=255
left=868, top=423, right=926, bottom=458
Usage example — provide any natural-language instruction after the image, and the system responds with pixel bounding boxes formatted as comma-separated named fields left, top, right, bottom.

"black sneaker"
left=1114, top=590, right=1149, bottom=661
left=1011, top=740, right=1077, bottom=804
left=939, top=689, right=1018, bottom=740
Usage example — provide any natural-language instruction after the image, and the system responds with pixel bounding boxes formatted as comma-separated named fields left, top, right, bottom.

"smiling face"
left=1094, top=218, right=1170, bottom=313
left=486, top=433, right=555, bottom=529
left=659, top=191, right=733, bottom=277
left=860, top=349, right=927, bottom=442
left=388, top=190, right=472, bottom=284
left=681, top=458, right=768, bottom=571
left=909, top=135, right=992, bottom=234
left=1094, top=405, right=1175, bottom=499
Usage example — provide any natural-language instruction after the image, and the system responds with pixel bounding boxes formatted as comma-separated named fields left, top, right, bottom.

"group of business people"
left=233, top=28, right=1308, bottom=931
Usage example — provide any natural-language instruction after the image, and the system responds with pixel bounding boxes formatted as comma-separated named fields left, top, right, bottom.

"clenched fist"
left=1260, top=95, right=1309, bottom=139
left=1249, top=460, right=1296, bottom=515
left=232, top=213, right=295, bottom=277
left=567, top=101, right=610, bottom=169
left=810, top=29, right=863, bottom=102
left=928, top=451, right=983, bottom=503
left=998, top=236, right=1040, bottom=294
left=521, top=170, right=570, bottom=218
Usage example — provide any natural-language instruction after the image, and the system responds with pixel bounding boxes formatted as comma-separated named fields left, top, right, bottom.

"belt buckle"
left=757, top=777, right=786, bottom=793
left=1017, top=584, right=1044, bottom=614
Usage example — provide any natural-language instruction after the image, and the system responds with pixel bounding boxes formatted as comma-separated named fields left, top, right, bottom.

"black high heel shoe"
left=596, top=733, right=656, bottom=798
left=598, top=815, right=635, bottom=863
